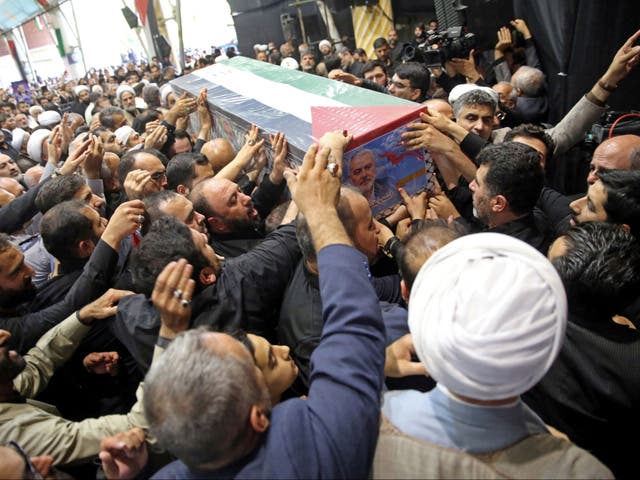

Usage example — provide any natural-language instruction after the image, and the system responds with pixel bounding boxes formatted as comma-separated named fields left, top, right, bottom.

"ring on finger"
left=138, top=214, right=144, bottom=224
left=327, top=162, right=338, bottom=177
left=180, top=299, right=190, bottom=308
left=248, top=139, right=256, bottom=146
left=172, top=289, right=183, bottom=299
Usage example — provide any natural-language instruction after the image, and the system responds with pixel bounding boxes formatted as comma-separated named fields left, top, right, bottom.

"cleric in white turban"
left=373, top=233, right=611, bottom=478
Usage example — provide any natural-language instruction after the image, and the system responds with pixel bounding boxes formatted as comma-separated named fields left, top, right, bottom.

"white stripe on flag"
left=192, top=64, right=347, bottom=123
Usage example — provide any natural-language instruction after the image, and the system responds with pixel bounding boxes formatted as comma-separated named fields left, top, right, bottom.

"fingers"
left=399, top=360, right=428, bottom=377
left=623, top=29, right=640, bottom=49
left=398, top=186, right=412, bottom=205
left=300, top=143, right=319, bottom=176
left=314, top=146, right=332, bottom=174
left=0, top=329, right=11, bottom=346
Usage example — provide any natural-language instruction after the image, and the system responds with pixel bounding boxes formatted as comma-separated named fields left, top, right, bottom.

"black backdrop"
left=229, top=0, right=640, bottom=122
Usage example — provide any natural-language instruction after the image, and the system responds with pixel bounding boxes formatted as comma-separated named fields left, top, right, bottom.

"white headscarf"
left=409, top=233, right=567, bottom=401
left=115, top=125, right=135, bottom=147
left=26, top=129, right=51, bottom=163
left=10, top=128, right=28, bottom=150
left=116, top=84, right=135, bottom=102
left=74, top=85, right=89, bottom=96
left=448, top=83, right=499, bottom=106
left=160, top=83, right=174, bottom=107
left=37, top=110, right=61, bottom=128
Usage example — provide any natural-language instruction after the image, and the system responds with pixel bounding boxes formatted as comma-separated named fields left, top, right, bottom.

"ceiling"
left=0, top=0, right=62, bottom=34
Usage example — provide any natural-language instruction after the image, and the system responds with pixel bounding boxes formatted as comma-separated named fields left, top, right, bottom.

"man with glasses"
left=118, top=148, right=168, bottom=201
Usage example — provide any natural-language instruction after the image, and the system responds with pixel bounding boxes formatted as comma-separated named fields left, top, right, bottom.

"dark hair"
left=40, top=200, right=95, bottom=266
left=174, top=129, right=193, bottom=147
left=143, top=190, right=181, bottom=227
left=323, top=54, right=341, bottom=72
left=133, top=109, right=162, bottom=134
left=453, top=90, right=497, bottom=118
left=362, top=60, right=387, bottom=77
left=373, top=37, right=389, bottom=49
left=131, top=216, right=207, bottom=296
left=189, top=178, right=216, bottom=220
left=504, top=124, right=556, bottom=164
left=553, top=222, right=640, bottom=315
left=394, top=63, right=430, bottom=102
left=35, top=175, right=86, bottom=213
left=99, top=106, right=126, bottom=130
left=167, top=152, right=207, bottom=191
left=397, top=220, right=463, bottom=291
left=477, top=142, right=544, bottom=216
left=598, top=169, right=640, bottom=240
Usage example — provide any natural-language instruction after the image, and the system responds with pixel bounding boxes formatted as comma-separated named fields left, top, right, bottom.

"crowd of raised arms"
left=0, top=14, right=639, bottom=479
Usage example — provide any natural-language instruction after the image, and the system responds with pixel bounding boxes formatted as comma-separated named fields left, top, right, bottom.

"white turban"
left=319, top=39, right=332, bottom=50
left=10, top=128, right=28, bottom=150
left=91, top=85, right=104, bottom=94
left=115, top=125, right=135, bottom=146
left=116, top=84, right=135, bottom=101
left=281, top=57, right=299, bottom=70
left=74, top=85, right=89, bottom=96
left=160, top=84, right=174, bottom=107
left=27, top=129, right=51, bottom=163
left=409, top=233, right=567, bottom=401
left=448, top=83, right=499, bottom=106
left=37, top=110, right=61, bottom=128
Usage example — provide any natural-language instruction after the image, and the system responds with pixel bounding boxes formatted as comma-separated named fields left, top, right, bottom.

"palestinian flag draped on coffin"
left=171, top=56, right=435, bottom=217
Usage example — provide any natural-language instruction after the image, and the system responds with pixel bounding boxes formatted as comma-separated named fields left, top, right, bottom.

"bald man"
left=201, top=138, right=236, bottom=175
left=587, top=134, right=640, bottom=184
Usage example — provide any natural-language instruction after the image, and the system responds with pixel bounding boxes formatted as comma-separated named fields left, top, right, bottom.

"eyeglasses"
left=8, top=441, right=42, bottom=480
left=150, top=171, right=166, bottom=183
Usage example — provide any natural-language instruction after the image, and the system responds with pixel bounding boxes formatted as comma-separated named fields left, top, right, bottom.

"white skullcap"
left=91, top=85, right=104, bottom=94
left=280, top=57, right=299, bottom=70
left=214, top=54, right=229, bottom=64
left=116, top=84, right=135, bottom=101
left=448, top=84, right=499, bottom=106
left=26, top=129, right=51, bottom=163
left=160, top=84, right=174, bottom=107
left=319, top=39, right=331, bottom=50
left=409, top=233, right=567, bottom=401
left=115, top=125, right=135, bottom=146
left=29, top=105, right=43, bottom=117
left=37, top=110, right=61, bottom=127
left=10, top=128, right=28, bottom=150
left=74, top=85, right=89, bottom=96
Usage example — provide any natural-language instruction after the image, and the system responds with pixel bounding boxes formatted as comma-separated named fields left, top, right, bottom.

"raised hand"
left=152, top=259, right=196, bottom=340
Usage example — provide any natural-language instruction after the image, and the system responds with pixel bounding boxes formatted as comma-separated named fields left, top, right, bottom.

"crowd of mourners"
left=0, top=13, right=639, bottom=479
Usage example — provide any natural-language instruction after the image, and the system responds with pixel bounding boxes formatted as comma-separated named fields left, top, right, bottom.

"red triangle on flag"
left=311, top=105, right=427, bottom=151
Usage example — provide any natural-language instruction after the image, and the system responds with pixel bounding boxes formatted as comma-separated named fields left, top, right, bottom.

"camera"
left=402, top=26, right=476, bottom=68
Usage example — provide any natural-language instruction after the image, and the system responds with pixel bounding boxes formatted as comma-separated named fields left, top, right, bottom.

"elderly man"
left=587, top=134, right=640, bottom=184
left=118, top=148, right=168, bottom=201
left=348, top=149, right=401, bottom=212
left=373, top=233, right=611, bottom=478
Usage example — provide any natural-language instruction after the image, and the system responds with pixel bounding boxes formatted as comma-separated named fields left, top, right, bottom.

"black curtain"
left=514, top=0, right=640, bottom=123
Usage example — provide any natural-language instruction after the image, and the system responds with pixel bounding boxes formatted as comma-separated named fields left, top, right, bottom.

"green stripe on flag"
left=55, top=28, right=65, bottom=57
left=220, top=56, right=413, bottom=107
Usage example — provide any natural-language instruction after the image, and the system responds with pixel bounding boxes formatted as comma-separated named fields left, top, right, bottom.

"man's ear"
left=621, top=223, right=631, bottom=235
left=199, top=266, right=217, bottom=286
left=78, top=239, right=96, bottom=258
left=491, top=195, right=508, bottom=213
left=176, top=184, right=190, bottom=196
left=410, top=88, right=422, bottom=102
left=400, top=279, right=410, bottom=303
left=249, top=404, right=270, bottom=433
left=207, top=216, right=228, bottom=233
left=515, top=87, right=523, bottom=97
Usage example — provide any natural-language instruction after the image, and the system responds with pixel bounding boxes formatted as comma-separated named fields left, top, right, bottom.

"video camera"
left=402, top=26, right=476, bottom=68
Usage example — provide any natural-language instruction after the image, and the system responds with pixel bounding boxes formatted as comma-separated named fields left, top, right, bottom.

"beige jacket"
left=0, top=314, right=147, bottom=466
left=372, top=415, right=613, bottom=479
